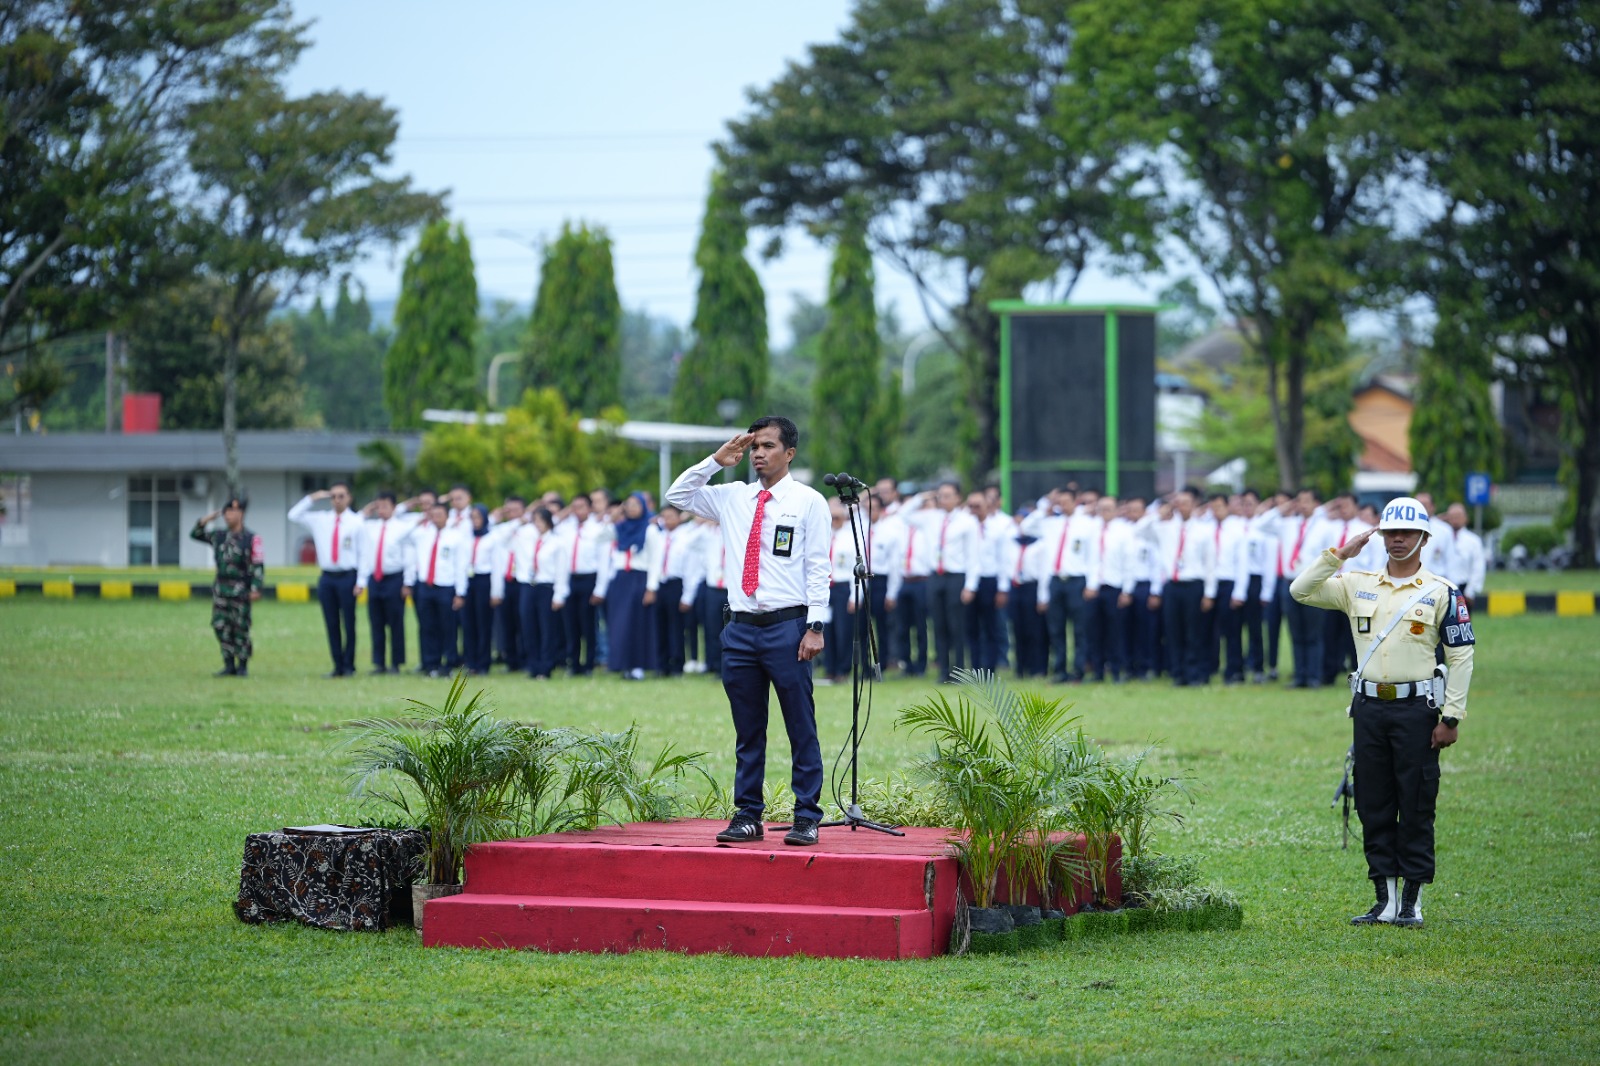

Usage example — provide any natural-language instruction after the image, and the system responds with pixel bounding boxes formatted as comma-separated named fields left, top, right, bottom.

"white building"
left=0, top=431, right=421, bottom=569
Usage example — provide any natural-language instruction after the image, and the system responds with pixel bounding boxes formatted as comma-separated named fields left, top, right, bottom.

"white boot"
left=1351, top=876, right=1399, bottom=925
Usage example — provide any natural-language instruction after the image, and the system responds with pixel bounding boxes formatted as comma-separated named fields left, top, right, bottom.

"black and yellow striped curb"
left=0, top=579, right=333, bottom=603
left=2, top=579, right=1596, bottom=615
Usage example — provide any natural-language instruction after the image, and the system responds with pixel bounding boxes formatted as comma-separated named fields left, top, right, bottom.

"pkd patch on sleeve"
left=772, top=525, right=794, bottom=558
left=1443, top=588, right=1475, bottom=647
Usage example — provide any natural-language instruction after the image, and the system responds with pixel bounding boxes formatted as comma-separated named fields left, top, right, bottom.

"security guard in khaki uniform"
left=1291, top=497, right=1475, bottom=928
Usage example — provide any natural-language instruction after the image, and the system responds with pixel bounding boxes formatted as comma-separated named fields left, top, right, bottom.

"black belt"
left=731, top=606, right=807, bottom=626
left=322, top=569, right=357, bottom=578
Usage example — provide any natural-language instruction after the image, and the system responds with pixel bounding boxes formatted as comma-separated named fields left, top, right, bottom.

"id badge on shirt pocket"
left=772, top=525, right=795, bottom=558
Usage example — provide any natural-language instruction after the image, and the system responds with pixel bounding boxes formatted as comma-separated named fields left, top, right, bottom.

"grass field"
left=1, top=597, right=1597, bottom=1064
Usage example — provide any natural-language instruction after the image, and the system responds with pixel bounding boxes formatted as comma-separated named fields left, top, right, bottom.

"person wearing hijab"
left=594, top=491, right=660, bottom=680
left=461, top=503, right=496, bottom=674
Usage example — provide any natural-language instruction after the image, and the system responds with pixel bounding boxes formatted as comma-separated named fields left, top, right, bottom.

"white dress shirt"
left=666, top=455, right=830, bottom=622
left=595, top=526, right=661, bottom=599
left=901, top=498, right=983, bottom=592
left=287, top=495, right=361, bottom=572
left=404, top=523, right=470, bottom=596
left=566, top=515, right=612, bottom=576
left=681, top=521, right=728, bottom=606
left=1448, top=526, right=1487, bottom=597
left=356, top=515, right=410, bottom=591
left=1140, top=512, right=1219, bottom=598
left=500, top=525, right=572, bottom=603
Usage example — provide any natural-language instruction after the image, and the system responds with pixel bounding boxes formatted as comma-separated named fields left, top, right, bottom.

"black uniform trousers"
left=1266, top=575, right=1289, bottom=674
left=366, top=573, right=406, bottom=670
left=415, top=583, right=456, bottom=672
left=1352, top=692, right=1442, bottom=884
left=1125, top=580, right=1160, bottom=679
left=656, top=576, right=688, bottom=676
left=895, top=578, right=930, bottom=675
left=928, top=571, right=969, bottom=682
left=462, top=572, right=493, bottom=673
left=1045, top=574, right=1088, bottom=680
left=866, top=573, right=891, bottom=673
left=565, top=573, right=599, bottom=674
left=318, top=569, right=358, bottom=674
left=520, top=582, right=562, bottom=678
left=721, top=615, right=824, bottom=823
left=1009, top=579, right=1049, bottom=677
left=966, top=576, right=1003, bottom=672
left=1161, top=578, right=1207, bottom=685
left=497, top=578, right=524, bottom=672
left=695, top=586, right=729, bottom=674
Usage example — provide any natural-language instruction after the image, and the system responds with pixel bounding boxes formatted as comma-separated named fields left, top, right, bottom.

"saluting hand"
left=1335, top=526, right=1375, bottom=561
left=713, top=433, right=755, bottom=468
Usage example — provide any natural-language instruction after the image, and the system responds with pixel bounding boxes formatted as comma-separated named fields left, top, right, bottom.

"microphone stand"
left=819, top=475, right=904, bottom=837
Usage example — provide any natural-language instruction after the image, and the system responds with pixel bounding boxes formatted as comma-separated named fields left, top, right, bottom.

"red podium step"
left=423, top=820, right=963, bottom=960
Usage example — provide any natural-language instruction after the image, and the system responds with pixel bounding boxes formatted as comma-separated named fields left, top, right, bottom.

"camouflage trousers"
left=212, top=592, right=253, bottom=661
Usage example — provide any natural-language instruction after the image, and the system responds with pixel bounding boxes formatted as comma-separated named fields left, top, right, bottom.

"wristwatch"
left=1441, top=716, right=1459, bottom=729
left=807, top=621, right=825, bottom=633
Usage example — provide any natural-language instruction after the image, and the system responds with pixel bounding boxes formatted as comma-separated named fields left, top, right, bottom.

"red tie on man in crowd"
left=372, top=521, right=385, bottom=581
left=332, top=513, right=340, bottom=565
left=937, top=514, right=949, bottom=575
left=1173, top=521, right=1186, bottom=582
left=426, top=531, right=440, bottom=586
left=742, top=489, right=772, bottom=596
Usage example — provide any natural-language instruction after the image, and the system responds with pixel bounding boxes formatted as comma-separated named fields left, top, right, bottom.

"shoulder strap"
left=1354, top=581, right=1445, bottom=682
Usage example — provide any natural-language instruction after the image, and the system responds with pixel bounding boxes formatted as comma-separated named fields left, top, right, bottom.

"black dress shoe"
left=715, top=815, right=764, bottom=843
left=325, top=670, right=346, bottom=679
left=784, top=818, right=820, bottom=846
left=370, top=665, right=388, bottom=675
left=1393, top=881, right=1424, bottom=927
left=234, top=664, right=248, bottom=678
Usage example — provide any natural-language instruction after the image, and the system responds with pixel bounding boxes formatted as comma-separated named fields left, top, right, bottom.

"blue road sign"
left=1466, top=472, right=1492, bottom=506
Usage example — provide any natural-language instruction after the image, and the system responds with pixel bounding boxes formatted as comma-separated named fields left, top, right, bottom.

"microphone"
left=824, top=472, right=868, bottom=489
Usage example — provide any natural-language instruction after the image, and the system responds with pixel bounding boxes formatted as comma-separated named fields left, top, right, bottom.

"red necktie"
left=427, top=530, right=440, bottom=585
left=332, top=513, right=340, bottom=564
left=505, top=547, right=515, bottom=580
left=373, top=521, right=385, bottom=581
left=1289, top=518, right=1309, bottom=570
left=1054, top=520, right=1070, bottom=573
left=663, top=532, right=672, bottom=574
left=938, top=514, right=950, bottom=575
left=742, top=489, right=772, bottom=595
left=533, top=534, right=544, bottom=580
left=905, top=528, right=915, bottom=574
left=1173, top=522, right=1186, bottom=581
left=1338, top=522, right=1349, bottom=549
left=717, top=546, right=726, bottom=589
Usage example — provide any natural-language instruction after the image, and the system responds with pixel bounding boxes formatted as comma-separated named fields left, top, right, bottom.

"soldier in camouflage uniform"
left=191, top=495, right=265, bottom=676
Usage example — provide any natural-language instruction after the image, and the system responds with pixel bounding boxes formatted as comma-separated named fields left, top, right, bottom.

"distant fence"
left=1, top=579, right=1596, bottom=616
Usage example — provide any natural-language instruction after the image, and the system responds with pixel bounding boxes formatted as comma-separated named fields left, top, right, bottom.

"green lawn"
left=1, top=598, right=1596, bottom=1064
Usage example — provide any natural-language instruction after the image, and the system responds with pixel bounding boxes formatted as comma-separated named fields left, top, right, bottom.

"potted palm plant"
left=346, top=673, right=529, bottom=931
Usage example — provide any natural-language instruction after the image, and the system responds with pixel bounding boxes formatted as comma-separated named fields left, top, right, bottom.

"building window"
left=128, top=476, right=181, bottom=565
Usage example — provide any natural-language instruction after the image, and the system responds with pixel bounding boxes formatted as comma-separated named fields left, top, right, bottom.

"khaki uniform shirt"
left=1290, top=548, right=1476, bottom=718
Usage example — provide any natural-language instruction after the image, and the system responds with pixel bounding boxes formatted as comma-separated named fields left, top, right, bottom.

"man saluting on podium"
left=667, top=416, right=831, bottom=846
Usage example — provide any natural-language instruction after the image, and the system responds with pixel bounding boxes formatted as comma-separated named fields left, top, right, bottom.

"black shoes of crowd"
left=215, top=656, right=247, bottom=678
left=783, top=818, right=820, bottom=846
left=712, top=814, right=820, bottom=846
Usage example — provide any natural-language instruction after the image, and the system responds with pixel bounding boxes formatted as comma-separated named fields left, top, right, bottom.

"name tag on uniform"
left=773, top=525, right=794, bottom=557
left=1357, top=616, right=1371, bottom=634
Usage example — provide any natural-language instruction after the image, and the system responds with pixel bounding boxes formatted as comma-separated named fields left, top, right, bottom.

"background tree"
left=185, top=74, right=442, bottom=491
left=0, top=0, right=298, bottom=421
left=384, top=219, right=479, bottom=429
left=620, top=309, right=684, bottom=423
left=1069, top=0, right=1405, bottom=490
left=1408, top=307, right=1503, bottom=511
left=523, top=221, right=622, bottom=414
left=123, top=277, right=303, bottom=430
left=291, top=279, right=390, bottom=430
left=673, top=168, right=769, bottom=427
left=812, top=222, right=887, bottom=480
left=1392, top=0, right=1600, bottom=565
left=722, top=0, right=1143, bottom=482
left=476, top=297, right=528, bottom=408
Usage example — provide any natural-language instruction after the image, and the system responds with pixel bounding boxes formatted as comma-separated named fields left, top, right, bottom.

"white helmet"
left=1378, top=497, right=1432, bottom=533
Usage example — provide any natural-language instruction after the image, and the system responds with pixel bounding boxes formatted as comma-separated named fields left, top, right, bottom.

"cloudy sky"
left=285, top=1, right=1171, bottom=342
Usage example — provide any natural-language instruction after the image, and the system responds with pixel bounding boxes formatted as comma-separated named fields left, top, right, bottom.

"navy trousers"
left=896, top=579, right=930, bottom=675
left=928, top=572, right=968, bottom=682
left=1125, top=580, right=1159, bottom=678
left=520, top=582, right=562, bottom=677
left=1092, top=591, right=1124, bottom=680
left=462, top=572, right=493, bottom=673
left=1266, top=576, right=1288, bottom=673
left=566, top=573, right=599, bottom=674
left=1162, top=579, right=1207, bottom=685
left=1285, top=591, right=1325, bottom=686
left=318, top=570, right=358, bottom=674
left=696, top=586, right=728, bottom=673
left=656, top=577, right=688, bottom=675
left=720, top=616, right=824, bottom=823
left=966, top=576, right=1002, bottom=672
left=1323, top=607, right=1357, bottom=684
left=1045, top=574, right=1088, bottom=680
left=1240, top=574, right=1265, bottom=675
left=1009, top=580, right=1049, bottom=677
left=1213, top=578, right=1244, bottom=682
left=866, top=573, right=890, bottom=672
left=415, top=584, right=456, bottom=672
left=825, top=581, right=853, bottom=677
left=497, top=579, right=524, bottom=672
left=366, top=573, right=406, bottom=670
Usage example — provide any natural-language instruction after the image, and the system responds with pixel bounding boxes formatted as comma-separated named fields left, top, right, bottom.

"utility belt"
left=1348, top=665, right=1447, bottom=709
left=728, top=605, right=807, bottom=627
